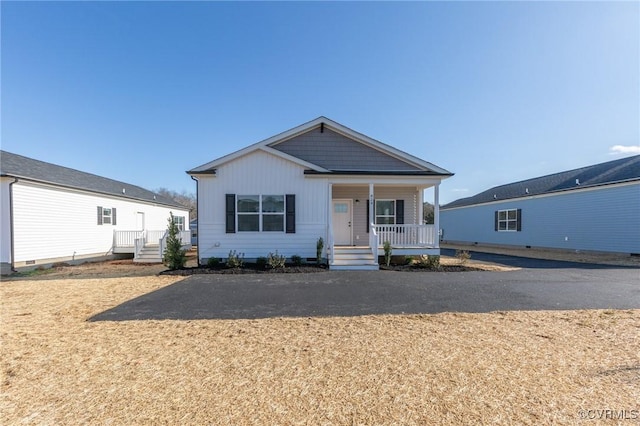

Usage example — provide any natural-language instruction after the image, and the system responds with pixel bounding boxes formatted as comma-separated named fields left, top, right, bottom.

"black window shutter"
left=516, top=209, right=522, bottom=232
left=396, top=200, right=404, bottom=233
left=97, top=206, right=103, bottom=225
left=494, top=211, right=499, bottom=231
left=286, top=194, right=295, bottom=233
left=225, top=194, right=236, bottom=233
left=396, top=200, right=404, bottom=224
left=112, top=208, right=117, bottom=225
left=366, top=201, right=370, bottom=233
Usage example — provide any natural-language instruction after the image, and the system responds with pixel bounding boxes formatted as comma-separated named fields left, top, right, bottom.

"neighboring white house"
left=441, top=155, right=640, bottom=255
left=1, top=150, right=191, bottom=273
left=187, top=117, right=453, bottom=270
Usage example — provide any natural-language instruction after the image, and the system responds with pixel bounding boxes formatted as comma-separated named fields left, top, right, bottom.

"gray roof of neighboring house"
left=0, top=150, right=184, bottom=208
left=443, top=155, right=640, bottom=209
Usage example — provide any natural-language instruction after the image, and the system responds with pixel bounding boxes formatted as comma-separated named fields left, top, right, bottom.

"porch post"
left=434, top=183, right=440, bottom=248
left=418, top=189, right=424, bottom=225
left=328, top=183, right=333, bottom=262
left=368, top=183, right=374, bottom=227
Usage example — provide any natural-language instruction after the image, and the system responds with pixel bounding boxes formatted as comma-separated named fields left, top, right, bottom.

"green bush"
left=316, top=237, right=324, bottom=264
left=163, top=212, right=187, bottom=270
left=267, top=251, right=286, bottom=269
left=291, top=254, right=303, bottom=266
left=226, top=250, right=244, bottom=269
left=206, top=257, right=221, bottom=268
left=415, top=255, right=440, bottom=270
left=256, top=256, right=267, bottom=270
left=383, top=241, right=392, bottom=267
left=455, top=250, right=471, bottom=265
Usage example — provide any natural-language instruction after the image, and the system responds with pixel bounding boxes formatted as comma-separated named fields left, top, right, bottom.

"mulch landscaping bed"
left=160, top=264, right=328, bottom=275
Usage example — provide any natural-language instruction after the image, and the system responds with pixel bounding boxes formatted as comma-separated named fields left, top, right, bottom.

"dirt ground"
left=1, top=255, right=638, bottom=424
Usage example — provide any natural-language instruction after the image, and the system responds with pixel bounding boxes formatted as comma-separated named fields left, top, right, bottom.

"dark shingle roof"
left=0, top=150, right=184, bottom=208
left=443, top=155, right=640, bottom=209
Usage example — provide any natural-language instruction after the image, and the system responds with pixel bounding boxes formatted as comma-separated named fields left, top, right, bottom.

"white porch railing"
left=373, top=224, right=436, bottom=248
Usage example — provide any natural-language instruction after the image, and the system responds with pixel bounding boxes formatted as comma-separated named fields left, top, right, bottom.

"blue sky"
left=2, top=1, right=638, bottom=205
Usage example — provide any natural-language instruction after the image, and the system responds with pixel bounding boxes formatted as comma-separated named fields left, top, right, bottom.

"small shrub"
left=383, top=241, right=392, bottom=267
left=455, top=249, right=471, bottom=265
left=206, top=257, right=221, bottom=268
left=164, top=212, right=187, bottom=270
left=404, top=255, right=414, bottom=265
left=256, top=256, right=268, bottom=270
left=291, top=254, right=303, bottom=266
left=316, top=237, right=324, bottom=264
left=226, top=250, right=244, bottom=269
left=267, top=251, right=286, bottom=269
left=416, top=255, right=440, bottom=270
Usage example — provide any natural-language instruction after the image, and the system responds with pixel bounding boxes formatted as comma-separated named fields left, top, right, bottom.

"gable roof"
left=1, top=150, right=185, bottom=208
left=188, top=116, right=452, bottom=176
left=443, top=155, right=640, bottom=209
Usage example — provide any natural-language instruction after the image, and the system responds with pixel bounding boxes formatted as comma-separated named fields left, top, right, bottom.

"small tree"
left=163, top=212, right=187, bottom=270
left=383, top=240, right=392, bottom=267
left=316, top=237, right=324, bottom=264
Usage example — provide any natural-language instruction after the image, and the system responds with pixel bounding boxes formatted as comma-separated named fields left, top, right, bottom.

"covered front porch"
left=327, top=180, right=441, bottom=270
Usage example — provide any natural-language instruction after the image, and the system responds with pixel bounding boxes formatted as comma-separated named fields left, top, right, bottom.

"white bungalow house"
left=188, top=117, right=453, bottom=270
left=0, top=150, right=191, bottom=273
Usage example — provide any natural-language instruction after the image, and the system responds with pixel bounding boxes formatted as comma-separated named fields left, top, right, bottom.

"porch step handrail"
left=374, top=224, right=436, bottom=247
left=369, top=222, right=378, bottom=261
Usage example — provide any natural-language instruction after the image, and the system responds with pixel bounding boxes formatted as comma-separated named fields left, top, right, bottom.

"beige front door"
left=332, top=199, right=353, bottom=245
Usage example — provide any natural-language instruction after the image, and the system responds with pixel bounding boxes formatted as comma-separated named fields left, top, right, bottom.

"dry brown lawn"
left=1, top=262, right=639, bottom=425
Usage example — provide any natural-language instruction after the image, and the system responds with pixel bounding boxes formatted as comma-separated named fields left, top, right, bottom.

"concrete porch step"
left=331, top=246, right=378, bottom=271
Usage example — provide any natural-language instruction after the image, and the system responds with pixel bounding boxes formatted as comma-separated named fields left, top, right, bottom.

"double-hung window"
left=173, top=216, right=185, bottom=231
left=237, top=195, right=284, bottom=232
left=375, top=200, right=395, bottom=225
left=496, top=209, right=521, bottom=232
left=97, top=206, right=116, bottom=225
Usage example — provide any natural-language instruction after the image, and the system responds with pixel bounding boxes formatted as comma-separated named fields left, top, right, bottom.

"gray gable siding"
left=271, top=127, right=422, bottom=172
left=1, top=150, right=182, bottom=208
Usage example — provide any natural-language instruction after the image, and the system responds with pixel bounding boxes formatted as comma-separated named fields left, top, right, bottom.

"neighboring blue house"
left=440, top=155, right=640, bottom=255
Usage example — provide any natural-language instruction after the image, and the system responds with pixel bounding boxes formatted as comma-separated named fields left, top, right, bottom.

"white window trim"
left=375, top=199, right=396, bottom=225
left=237, top=194, right=285, bottom=232
left=497, top=208, right=518, bottom=232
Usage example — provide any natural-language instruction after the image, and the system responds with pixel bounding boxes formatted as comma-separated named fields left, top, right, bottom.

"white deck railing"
left=373, top=224, right=436, bottom=247
left=114, top=230, right=192, bottom=248
left=114, top=230, right=144, bottom=247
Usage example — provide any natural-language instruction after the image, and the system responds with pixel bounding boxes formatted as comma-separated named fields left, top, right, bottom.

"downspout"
left=190, top=175, right=200, bottom=266
left=8, top=178, right=18, bottom=273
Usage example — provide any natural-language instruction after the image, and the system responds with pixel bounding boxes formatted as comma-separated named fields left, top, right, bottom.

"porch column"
left=328, top=183, right=333, bottom=255
left=418, top=189, right=424, bottom=225
left=434, top=183, right=440, bottom=248
left=368, top=183, right=374, bottom=227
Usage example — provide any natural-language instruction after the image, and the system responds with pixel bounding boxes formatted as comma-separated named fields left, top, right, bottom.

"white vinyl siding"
left=10, top=181, right=189, bottom=264
left=197, top=150, right=327, bottom=259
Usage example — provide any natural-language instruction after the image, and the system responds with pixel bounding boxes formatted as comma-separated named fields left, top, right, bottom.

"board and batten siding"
left=10, top=180, right=189, bottom=265
left=332, top=186, right=420, bottom=244
left=440, top=182, right=640, bottom=254
left=197, top=150, right=328, bottom=260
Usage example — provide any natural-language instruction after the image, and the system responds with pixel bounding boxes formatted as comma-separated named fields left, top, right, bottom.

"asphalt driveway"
left=90, top=256, right=639, bottom=321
